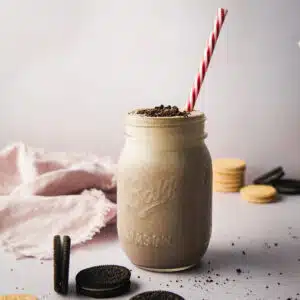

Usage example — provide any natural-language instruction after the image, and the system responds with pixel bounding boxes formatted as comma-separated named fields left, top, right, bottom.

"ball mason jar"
left=117, top=110, right=212, bottom=272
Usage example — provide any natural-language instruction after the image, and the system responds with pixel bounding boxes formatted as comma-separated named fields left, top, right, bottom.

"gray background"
left=0, top=0, right=299, bottom=181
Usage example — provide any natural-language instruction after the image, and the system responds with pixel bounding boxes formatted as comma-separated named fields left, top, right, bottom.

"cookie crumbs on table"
left=236, top=268, right=242, bottom=274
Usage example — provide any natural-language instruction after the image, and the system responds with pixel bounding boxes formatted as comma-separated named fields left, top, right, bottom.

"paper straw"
left=185, top=8, right=228, bottom=112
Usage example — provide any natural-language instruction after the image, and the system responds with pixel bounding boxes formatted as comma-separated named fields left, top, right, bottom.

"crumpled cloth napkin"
left=0, top=143, right=117, bottom=259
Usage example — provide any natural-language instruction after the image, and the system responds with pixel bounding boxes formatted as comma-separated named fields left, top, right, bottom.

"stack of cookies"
left=212, top=158, right=246, bottom=193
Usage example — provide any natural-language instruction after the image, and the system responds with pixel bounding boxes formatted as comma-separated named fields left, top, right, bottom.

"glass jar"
left=117, top=111, right=212, bottom=272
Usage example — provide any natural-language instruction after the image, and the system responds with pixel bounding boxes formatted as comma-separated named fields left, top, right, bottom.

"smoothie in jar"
left=117, top=105, right=212, bottom=272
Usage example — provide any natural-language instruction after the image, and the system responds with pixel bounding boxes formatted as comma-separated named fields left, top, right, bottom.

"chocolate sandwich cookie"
left=53, top=235, right=71, bottom=295
left=130, top=290, right=185, bottom=300
left=271, top=179, right=300, bottom=195
left=253, top=166, right=284, bottom=185
left=76, top=265, right=131, bottom=298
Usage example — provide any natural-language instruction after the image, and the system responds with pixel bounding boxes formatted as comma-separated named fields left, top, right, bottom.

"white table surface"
left=0, top=193, right=299, bottom=300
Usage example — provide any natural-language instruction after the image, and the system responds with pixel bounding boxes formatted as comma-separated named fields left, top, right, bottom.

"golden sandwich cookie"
left=213, top=158, right=246, bottom=174
left=241, top=195, right=275, bottom=204
left=213, top=182, right=242, bottom=193
left=213, top=173, right=244, bottom=185
left=0, top=296, right=37, bottom=300
left=240, top=185, right=277, bottom=204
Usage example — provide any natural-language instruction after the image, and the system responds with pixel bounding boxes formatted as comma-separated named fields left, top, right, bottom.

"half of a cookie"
left=53, top=235, right=62, bottom=293
left=61, top=235, right=71, bottom=295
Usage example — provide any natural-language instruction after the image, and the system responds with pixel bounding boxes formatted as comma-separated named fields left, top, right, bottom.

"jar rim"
left=126, top=110, right=206, bottom=128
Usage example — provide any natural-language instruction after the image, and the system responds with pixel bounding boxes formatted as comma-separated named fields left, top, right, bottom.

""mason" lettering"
left=125, top=230, right=172, bottom=248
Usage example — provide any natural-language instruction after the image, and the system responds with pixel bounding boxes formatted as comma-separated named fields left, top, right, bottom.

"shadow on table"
left=71, top=224, right=299, bottom=277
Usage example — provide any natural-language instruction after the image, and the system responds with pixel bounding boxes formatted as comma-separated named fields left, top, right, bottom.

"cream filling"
left=79, top=281, right=129, bottom=292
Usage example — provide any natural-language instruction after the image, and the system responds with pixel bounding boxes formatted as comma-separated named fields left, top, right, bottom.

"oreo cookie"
left=253, top=167, right=300, bottom=195
left=130, top=291, right=185, bottom=300
left=76, top=265, right=131, bottom=298
left=271, top=179, right=300, bottom=195
left=53, top=235, right=71, bottom=295
left=253, top=167, right=284, bottom=185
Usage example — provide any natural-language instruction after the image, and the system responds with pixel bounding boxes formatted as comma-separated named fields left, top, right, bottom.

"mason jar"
left=117, top=110, right=212, bottom=272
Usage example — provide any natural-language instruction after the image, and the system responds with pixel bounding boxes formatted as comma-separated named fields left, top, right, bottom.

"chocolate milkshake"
left=117, top=106, right=212, bottom=272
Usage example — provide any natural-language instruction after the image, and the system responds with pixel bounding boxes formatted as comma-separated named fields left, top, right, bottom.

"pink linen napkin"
left=0, top=143, right=117, bottom=259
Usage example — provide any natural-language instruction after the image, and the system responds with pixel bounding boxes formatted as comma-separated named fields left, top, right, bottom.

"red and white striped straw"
left=185, top=8, right=228, bottom=112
